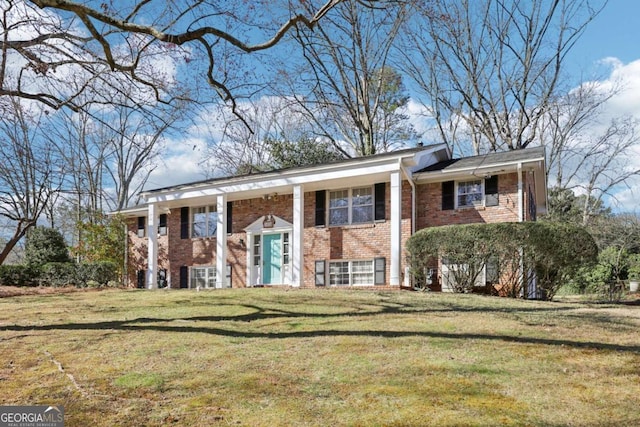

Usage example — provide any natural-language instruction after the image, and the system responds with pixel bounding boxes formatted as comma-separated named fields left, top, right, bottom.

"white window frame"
left=329, top=260, right=375, bottom=286
left=441, top=259, right=495, bottom=292
left=192, top=205, right=218, bottom=238
left=328, top=186, right=374, bottom=226
left=456, top=180, right=484, bottom=208
left=190, top=266, right=216, bottom=289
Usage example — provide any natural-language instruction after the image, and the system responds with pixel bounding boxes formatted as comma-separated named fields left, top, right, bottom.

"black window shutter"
left=180, top=207, right=189, bottom=239
left=180, top=266, right=188, bottom=288
left=315, top=190, right=326, bottom=227
left=442, top=181, right=455, bottom=210
left=226, top=201, right=233, bottom=234
left=485, top=175, right=499, bottom=207
left=374, top=257, right=386, bottom=285
left=137, top=270, right=146, bottom=289
left=315, top=260, right=326, bottom=286
left=374, top=183, right=386, bottom=221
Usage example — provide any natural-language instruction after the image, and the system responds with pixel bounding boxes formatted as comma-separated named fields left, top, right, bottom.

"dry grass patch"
left=0, top=288, right=638, bottom=426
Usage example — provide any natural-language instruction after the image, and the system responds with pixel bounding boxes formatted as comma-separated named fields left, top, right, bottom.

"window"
left=329, top=261, right=350, bottom=285
left=329, top=260, right=374, bottom=286
left=137, top=217, right=145, bottom=238
left=190, top=265, right=232, bottom=288
left=443, top=176, right=500, bottom=210
left=328, top=186, right=374, bottom=226
left=192, top=205, right=217, bottom=238
left=351, top=260, right=374, bottom=284
left=253, top=235, right=261, bottom=267
left=457, top=180, right=483, bottom=208
left=158, top=269, right=167, bottom=288
left=352, top=187, right=373, bottom=223
left=329, top=190, right=349, bottom=225
left=283, top=233, right=290, bottom=265
left=158, top=214, right=167, bottom=236
left=190, top=266, right=216, bottom=289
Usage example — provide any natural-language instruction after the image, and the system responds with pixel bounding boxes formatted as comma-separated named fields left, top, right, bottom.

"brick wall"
left=126, top=181, right=414, bottom=289
left=416, top=172, right=522, bottom=229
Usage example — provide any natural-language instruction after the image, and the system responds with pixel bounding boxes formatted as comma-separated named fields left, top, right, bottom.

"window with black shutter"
left=442, top=181, right=454, bottom=210
left=374, top=183, right=386, bottom=221
left=315, top=190, right=326, bottom=227
left=485, top=175, right=499, bottom=207
left=158, top=214, right=167, bottom=236
left=137, top=216, right=145, bottom=238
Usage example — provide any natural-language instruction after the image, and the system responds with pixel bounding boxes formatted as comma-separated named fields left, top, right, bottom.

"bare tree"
left=204, top=97, right=313, bottom=175
left=539, top=81, right=640, bottom=224
left=1, top=0, right=344, bottom=120
left=401, top=0, right=606, bottom=154
left=0, top=96, right=63, bottom=264
left=104, top=103, right=181, bottom=210
left=281, top=0, right=417, bottom=156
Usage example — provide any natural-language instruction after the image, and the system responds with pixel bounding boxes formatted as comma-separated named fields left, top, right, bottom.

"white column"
left=292, top=185, right=304, bottom=287
left=146, top=203, right=158, bottom=289
left=390, top=171, right=402, bottom=286
left=216, top=194, right=227, bottom=288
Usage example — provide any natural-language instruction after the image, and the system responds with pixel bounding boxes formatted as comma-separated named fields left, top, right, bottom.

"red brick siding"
left=416, top=172, right=521, bottom=229
left=125, top=181, right=414, bottom=288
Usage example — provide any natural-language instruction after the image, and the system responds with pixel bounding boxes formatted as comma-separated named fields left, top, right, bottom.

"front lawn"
left=0, top=288, right=638, bottom=426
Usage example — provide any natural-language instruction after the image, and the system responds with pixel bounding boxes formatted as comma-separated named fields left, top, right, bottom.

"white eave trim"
left=412, top=157, right=545, bottom=184
left=142, top=145, right=449, bottom=204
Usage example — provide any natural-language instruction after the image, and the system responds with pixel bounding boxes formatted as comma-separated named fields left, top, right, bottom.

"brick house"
left=118, top=144, right=547, bottom=290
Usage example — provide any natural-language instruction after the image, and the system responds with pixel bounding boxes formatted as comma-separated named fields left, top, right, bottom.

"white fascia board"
left=413, top=158, right=545, bottom=184
left=110, top=206, right=148, bottom=217
left=145, top=160, right=403, bottom=204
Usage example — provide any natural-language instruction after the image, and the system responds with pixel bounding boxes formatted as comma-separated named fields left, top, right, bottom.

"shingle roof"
left=143, top=143, right=446, bottom=194
left=415, top=146, right=545, bottom=173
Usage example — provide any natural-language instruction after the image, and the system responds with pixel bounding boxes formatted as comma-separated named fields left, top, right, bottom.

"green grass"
left=0, top=288, right=638, bottom=426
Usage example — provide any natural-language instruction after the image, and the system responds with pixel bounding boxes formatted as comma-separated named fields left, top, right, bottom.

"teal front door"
left=262, top=234, right=282, bottom=284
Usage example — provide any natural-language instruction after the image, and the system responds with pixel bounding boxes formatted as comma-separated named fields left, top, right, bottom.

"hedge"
left=406, top=222, right=598, bottom=300
left=0, top=265, right=42, bottom=287
left=0, top=261, right=120, bottom=288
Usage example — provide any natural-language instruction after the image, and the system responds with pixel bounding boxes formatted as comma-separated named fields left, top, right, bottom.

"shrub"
left=24, top=227, right=71, bottom=266
left=627, top=254, right=640, bottom=281
left=523, top=222, right=598, bottom=300
left=40, top=262, right=78, bottom=287
left=406, top=222, right=598, bottom=300
left=0, top=265, right=41, bottom=287
left=77, top=261, right=119, bottom=287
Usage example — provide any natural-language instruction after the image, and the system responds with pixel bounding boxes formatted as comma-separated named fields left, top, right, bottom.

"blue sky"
left=145, top=1, right=640, bottom=212
left=568, top=1, right=640, bottom=72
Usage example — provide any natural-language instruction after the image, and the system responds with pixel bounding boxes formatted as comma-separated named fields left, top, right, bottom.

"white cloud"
left=144, top=137, right=210, bottom=190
